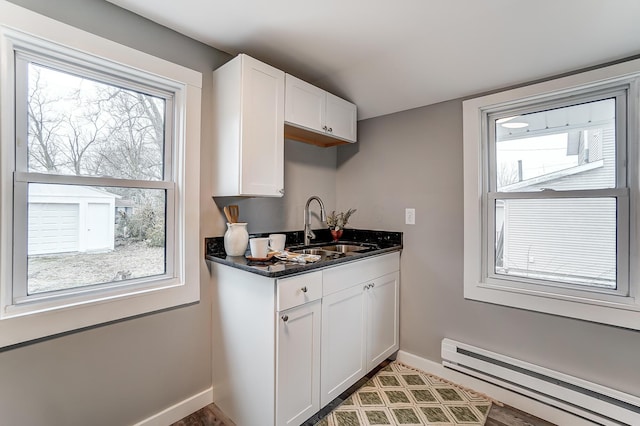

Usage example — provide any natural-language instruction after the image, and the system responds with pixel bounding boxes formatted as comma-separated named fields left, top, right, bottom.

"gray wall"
left=336, top=99, right=640, bottom=397
left=0, top=1, right=228, bottom=425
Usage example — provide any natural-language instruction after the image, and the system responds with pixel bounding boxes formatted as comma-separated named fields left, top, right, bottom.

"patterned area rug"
left=314, top=361, right=492, bottom=426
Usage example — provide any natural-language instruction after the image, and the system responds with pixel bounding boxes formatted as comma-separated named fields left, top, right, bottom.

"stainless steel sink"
left=290, top=242, right=378, bottom=258
left=320, top=244, right=370, bottom=253
left=294, top=248, right=327, bottom=255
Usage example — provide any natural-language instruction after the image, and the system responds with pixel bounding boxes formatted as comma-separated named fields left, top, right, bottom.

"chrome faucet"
left=304, top=196, right=326, bottom=245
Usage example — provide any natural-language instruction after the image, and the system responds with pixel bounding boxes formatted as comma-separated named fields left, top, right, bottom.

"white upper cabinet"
left=325, top=92, right=358, bottom=142
left=284, top=75, right=325, bottom=132
left=212, top=54, right=285, bottom=197
left=285, top=74, right=357, bottom=146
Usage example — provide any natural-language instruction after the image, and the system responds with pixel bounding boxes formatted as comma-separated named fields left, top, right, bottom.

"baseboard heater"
left=441, top=338, right=640, bottom=426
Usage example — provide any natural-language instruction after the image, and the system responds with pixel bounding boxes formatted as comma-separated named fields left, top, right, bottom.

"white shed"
left=28, top=184, right=118, bottom=255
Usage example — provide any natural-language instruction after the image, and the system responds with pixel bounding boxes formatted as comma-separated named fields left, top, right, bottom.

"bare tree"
left=27, top=67, right=63, bottom=172
left=28, top=66, right=165, bottom=182
left=57, top=91, right=111, bottom=176
left=96, top=88, right=164, bottom=181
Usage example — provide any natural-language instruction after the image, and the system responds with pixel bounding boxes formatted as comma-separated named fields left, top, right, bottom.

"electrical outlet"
left=405, top=208, right=415, bottom=225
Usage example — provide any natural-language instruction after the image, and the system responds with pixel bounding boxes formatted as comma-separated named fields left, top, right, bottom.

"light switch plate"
left=405, top=208, right=415, bottom=225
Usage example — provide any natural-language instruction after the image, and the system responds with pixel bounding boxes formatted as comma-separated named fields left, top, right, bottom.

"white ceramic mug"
left=249, top=237, right=269, bottom=258
left=269, top=233, right=286, bottom=252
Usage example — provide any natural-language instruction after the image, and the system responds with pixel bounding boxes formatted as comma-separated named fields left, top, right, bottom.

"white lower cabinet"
left=321, top=257, right=400, bottom=406
left=366, top=271, right=400, bottom=369
left=276, top=300, right=321, bottom=426
left=212, top=252, right=399, bottom=426
left=321, top=284, right=367, bottom=406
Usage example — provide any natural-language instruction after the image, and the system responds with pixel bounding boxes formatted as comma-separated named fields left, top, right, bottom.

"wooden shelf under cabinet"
left=285, top=123, right=351, bottom=147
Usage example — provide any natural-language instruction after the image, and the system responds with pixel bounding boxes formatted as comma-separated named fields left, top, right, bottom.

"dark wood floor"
left=485, top=405, right=555, bottom=426
left=172, top=403, right=234, bottom=426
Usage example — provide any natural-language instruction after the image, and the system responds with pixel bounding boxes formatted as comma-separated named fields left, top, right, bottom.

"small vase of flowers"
left=326, top=208, right=357, bottom=241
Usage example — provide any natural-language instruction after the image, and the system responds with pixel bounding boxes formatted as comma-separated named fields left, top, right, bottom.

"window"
left=0, top=3, right=202, bottom=348
left=463, top=59, right=640, bottom=330
left=15, top=58, right=173, bottom=302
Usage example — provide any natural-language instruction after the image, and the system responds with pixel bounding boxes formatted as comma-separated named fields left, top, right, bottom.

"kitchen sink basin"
left=319, top=244, right=370, bottom=253
left=295, top=248, right=326, bottom=255
left=290, top=242, right=379, bottom=258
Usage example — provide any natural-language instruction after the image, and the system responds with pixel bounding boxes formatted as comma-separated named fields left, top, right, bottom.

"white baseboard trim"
left=396, top=350, right=595, bottom=426
left=133, top=387, right=214, bottom=426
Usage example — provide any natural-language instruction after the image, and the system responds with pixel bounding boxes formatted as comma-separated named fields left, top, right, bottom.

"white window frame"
left=12, top=53, right=178, bottom=307
left=0, top=1, right=202, bottom=348
left=463, top=58, right=640, bottom=330
left=486, top=89, right=628, bottom=298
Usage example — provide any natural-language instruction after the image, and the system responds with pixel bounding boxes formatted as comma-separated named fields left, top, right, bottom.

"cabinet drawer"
left=323, top=252, right=400, bottom=296
left=277, top=271, right=322, bottom=311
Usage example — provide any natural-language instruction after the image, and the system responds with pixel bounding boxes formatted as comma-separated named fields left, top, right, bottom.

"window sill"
left=465, top=280, right=640, bottom=330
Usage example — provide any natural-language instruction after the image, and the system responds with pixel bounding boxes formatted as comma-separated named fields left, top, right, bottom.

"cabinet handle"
left=281, top=315, right=289, bottom=322
left=279, top=188, right=285, bottom=195
left=301, top=286, right=308, bottom=293
left=328, top=127, right=333, bottom=133
left=322, top=125, right=328, bottom=131
left=370, top=283, right=375, bottom=288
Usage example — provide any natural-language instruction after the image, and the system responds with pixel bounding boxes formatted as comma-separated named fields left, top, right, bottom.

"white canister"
left=224, top=222, right=249, bottom=256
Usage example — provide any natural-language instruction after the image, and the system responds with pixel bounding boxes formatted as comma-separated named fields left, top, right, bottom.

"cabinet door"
left=325, top=92, right=357, bottom=143
left=321, top=284, right=366, bottom=407
left=366, top=271, right=400, bottom=370
left=276, top=301, right=321, bottom=426
left=240, top=55, right=285, bottom=196
left=285, top=74, right=325, bottom=133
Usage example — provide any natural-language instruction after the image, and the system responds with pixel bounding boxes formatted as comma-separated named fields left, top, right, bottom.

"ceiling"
left=106, top=0, right=640, bottom=120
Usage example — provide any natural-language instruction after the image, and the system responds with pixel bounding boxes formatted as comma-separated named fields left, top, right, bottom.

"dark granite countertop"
left=205, top=228, right=402, bottom=278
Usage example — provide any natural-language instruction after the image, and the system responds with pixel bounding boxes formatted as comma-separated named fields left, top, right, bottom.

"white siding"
left=501, top=198, right=616, bottom=287
left=500, top=125, right=618, bottom=288
left=524, top=127, right=616, bottom=191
